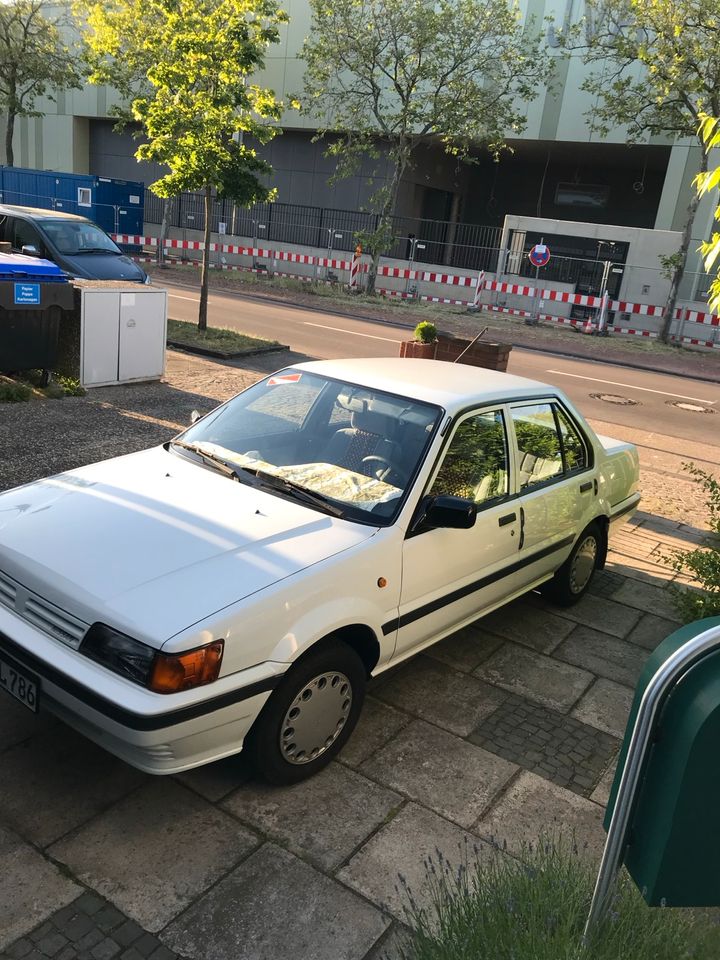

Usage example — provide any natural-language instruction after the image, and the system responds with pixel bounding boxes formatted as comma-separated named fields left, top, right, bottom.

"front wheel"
left=542, top=522, right=602, bottom=607
left=246, top=638, right=366, bottom=785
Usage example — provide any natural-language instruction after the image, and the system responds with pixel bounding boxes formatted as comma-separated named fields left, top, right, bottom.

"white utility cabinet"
left=80, top=287, right=167, bottom=387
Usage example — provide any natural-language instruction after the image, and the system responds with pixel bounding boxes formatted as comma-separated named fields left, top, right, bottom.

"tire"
left=543, top=521, right=602, bottom=607
left=246, top=638, right=366, bottom=785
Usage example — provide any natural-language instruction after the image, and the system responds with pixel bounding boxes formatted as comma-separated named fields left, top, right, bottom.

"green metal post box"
left=605, top=616, right=720, bottom=906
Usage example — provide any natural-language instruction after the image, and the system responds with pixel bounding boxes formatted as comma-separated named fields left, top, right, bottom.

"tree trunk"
left=5, top=111, right=15, bottom=167
left=660, top=148, right=709, bottom=343
left=198, top=185, right=213, bottom=332
left=158, top=197, right=174, bottom=268
left=365, top=152, right=408, bottom=296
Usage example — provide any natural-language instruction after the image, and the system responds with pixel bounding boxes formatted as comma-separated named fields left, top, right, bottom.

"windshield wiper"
left=171, top=440, right=249, bottom=481
left=76, top=248, right=120, bottom=255
left=243, top=467, right=344, bottom=518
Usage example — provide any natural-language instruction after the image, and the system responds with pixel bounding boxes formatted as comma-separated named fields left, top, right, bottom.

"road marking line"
left=303, top=321, right=401, bottom=343
left=546, top=369, right=715, bottom=404
left=168, top=293, right=200, bottom=302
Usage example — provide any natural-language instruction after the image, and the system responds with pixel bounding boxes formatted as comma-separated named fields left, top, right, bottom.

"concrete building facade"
left=0, top=0, right=717, bottom=278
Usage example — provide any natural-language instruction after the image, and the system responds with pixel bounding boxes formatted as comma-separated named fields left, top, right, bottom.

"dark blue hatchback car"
left=0, top=204, right=148, bottom=282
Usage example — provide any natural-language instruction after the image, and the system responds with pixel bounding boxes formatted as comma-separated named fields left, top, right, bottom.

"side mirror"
left=21, top=244, right=39, bottom=257
left=190, top=409, right=202, bottom=425
left=415, top=494, right=477, bottom=531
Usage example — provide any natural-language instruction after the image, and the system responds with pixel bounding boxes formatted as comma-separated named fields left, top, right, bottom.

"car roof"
left=0, top=204, right=91, bottom=223
left=294, top=358, right=557, bottom=411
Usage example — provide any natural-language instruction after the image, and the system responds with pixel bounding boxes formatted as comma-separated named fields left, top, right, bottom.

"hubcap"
left=279, top=671, right=352, bottom=765
left=570, top=535, right=597, bottom=594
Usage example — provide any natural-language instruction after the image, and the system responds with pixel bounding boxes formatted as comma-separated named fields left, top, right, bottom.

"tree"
left=0, top=1, right=83, bottom=166
left=302, top=0, right=551, bottom=294
left=81, top=0, right=288, bottom=330
left=696, top=114, right=720, bottom=315
left=574, top=0, right=720, bottom=342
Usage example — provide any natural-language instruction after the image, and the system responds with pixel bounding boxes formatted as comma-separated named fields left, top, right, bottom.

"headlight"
left=81, top=624, right=155, bottom=685
left=81, top=624, right=224, bottom=693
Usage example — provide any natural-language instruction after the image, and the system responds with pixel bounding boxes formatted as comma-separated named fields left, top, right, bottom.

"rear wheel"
left=246, top=638, right=366, bottom=785
left=543, top=522, right=602, bottom=607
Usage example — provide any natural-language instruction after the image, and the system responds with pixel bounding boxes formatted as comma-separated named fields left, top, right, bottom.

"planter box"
left=399, top=340, right=437, bottom=359
left=399, top=334, right=511, bottom=371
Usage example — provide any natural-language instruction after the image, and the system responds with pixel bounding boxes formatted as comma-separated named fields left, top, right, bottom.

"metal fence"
left=142, top=189, right=503, bottom=269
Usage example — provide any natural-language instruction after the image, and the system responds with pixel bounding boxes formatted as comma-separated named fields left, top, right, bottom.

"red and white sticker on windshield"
left=267, top=373, right=303, bottom=386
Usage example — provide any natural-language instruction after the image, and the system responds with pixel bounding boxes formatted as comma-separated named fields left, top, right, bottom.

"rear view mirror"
left=190, top=409, right=202, bottom=425
left=21, top=245, right=39, bottom=257
left=415, top=495, right=477, bottom=531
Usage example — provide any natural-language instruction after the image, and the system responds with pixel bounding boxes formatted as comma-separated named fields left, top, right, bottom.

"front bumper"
left=0, top=611, right=285, bottom=774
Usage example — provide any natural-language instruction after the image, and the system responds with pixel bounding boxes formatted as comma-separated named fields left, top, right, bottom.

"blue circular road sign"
left=529, top=244, right=551, bottom=268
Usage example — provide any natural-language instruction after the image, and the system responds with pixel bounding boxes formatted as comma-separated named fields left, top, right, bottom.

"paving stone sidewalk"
left=0, top=350, right=712, bottom=960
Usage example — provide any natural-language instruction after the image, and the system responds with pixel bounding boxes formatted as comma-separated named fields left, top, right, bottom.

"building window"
left=77, top=187, right=92, bottom=207
left=554, top=183, right=609, bottom=209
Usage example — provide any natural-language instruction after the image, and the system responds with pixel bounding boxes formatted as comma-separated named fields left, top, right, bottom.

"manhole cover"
left=590, top=393, right=639, bottom=406
left=667, top=400, right=715, bottom=414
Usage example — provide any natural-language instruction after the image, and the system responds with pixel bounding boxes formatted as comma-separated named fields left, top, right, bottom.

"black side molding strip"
left=0, top=630, right=280, bottom=731
left=382, top=534, right=575, bottom=636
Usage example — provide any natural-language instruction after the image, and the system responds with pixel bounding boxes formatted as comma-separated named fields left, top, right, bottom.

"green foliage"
left=81, top=0, right=286, bottom=200
left=301, top=0, right=552, bottom=291
left=0, top=1, right=84, bottom=165
left=659, top=251, right=685, bottom=282
left=696, top=114, right=720, bottom=315
left=666, top=463, right=720, bottom=622
left=0, top=380, right=32, bottom=402
left=414, top=321, right=438, bottom=344
left=52, top=375, right=86, bottom=397
left=167, top=318, right=279, bottom=353
left=80, top=0, right=290, bottom=328
left=399, top=833, right=720, bottom=960
left=570, top=0, right=720, bottom=341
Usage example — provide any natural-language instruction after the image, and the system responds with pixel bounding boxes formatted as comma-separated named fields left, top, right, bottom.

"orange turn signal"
left=149, top=640, right=224, bottom=694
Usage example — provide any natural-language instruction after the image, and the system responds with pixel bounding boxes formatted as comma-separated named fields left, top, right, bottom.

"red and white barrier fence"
left=113, top=233, right=719, bottom=347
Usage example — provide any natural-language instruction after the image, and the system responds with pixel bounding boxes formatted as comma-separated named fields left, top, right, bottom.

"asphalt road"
left=156, top=278, right=719, bottom=454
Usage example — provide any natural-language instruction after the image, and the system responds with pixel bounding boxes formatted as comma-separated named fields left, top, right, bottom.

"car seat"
left=323, top=405, right=401, bottom=479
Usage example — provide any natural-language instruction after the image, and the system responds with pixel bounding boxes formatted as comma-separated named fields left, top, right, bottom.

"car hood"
left=0, top=447, right=377, bottom=646
left=59, top=252, right=146, bottom=282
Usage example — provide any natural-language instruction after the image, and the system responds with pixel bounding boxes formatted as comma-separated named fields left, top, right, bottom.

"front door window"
left=429, top=409, right=509, bottom=506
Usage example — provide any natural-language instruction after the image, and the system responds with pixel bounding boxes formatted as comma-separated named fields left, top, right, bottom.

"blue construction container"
left=0, top=165, right=144, bottom=237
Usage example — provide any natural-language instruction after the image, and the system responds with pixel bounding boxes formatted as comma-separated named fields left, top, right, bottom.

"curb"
left=155, top=275, right=720, bottom=384
left=166, top=338, right=289, bottom=361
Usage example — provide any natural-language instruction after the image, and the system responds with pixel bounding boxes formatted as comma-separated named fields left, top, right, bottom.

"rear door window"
left=510, top=401, right=590, bottom=490
left=511, top=403, right=564, bottom=489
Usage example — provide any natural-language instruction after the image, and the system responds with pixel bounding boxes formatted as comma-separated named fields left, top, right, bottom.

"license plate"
left=0, top=655, right=39, bottom=712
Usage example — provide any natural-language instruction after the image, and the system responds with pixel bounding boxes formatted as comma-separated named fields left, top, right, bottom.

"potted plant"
left=399, top=321, right=438, bottom=359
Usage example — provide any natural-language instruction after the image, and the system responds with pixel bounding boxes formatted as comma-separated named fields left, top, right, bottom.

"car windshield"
left=41, top=219, right=120, bottom=256
left=174, top=369, right=443, bottom=523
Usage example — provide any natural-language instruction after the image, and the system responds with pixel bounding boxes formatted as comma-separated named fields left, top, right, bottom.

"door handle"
left=580, top=481, right=593, bottom=493
left=498, top=512, right=517, bottom=527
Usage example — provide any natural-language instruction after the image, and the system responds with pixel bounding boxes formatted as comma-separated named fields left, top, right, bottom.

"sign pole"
left=583, top=621, right=720, bottom=944
left=528, top=236, right=548, bottom=325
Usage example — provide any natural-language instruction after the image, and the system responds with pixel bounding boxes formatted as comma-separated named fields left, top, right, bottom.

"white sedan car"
left=0, top=359, right=640, bottom=783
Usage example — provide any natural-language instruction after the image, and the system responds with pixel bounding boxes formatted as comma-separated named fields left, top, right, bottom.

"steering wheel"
left=362, top=455, right=404, bottom=485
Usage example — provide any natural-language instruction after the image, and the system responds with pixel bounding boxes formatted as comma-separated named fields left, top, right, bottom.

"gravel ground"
left=0, top=350, right=294, bottom=493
